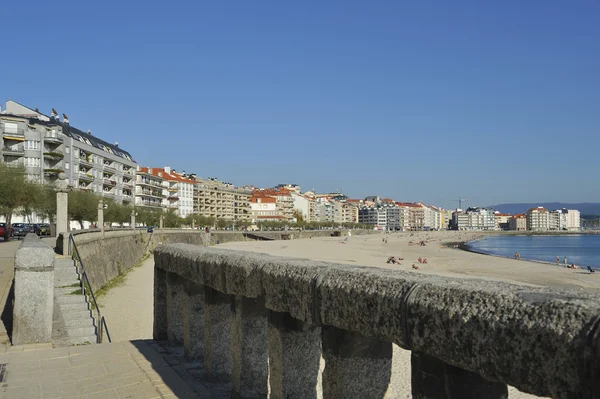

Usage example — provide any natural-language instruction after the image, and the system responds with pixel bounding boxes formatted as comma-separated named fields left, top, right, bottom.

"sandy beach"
left=220, top=230, right=599, bottom=294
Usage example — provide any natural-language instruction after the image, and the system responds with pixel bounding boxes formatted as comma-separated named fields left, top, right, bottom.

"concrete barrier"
left=13, top=233, right=55, bottom=345
left=154, top=243, right=600, bottom=399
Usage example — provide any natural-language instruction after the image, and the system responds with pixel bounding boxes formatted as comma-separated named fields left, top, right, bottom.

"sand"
left=220, top=230, right=600, bottom=293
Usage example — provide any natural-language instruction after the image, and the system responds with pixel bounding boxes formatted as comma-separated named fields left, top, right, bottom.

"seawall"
left=63, top=229, right=375, bottom=291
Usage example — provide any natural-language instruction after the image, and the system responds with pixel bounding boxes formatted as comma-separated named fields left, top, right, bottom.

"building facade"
left=135, top=167, right=168, bottom=210
left=452, top=207, right=496, bottom=230
left=509, top=214, right=527, bottom=231
left=193, top=178, right=251, bottom=221
left=526, top=207, right=551, bottom=231
left=1, top=100, right=137, bottom=204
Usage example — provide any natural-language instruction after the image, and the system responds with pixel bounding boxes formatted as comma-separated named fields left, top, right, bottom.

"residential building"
left=254, top=188, right=294, bottom=221
left=452, top=207, right=496, bottom=230
left=135, top=167, right=168, bottom=209
left=162, top=167, right=195, bottom=217
left=509, top=214, right=527, bottom=231
left=292, top=193, right=313, bottom=222
left=193, top=177, right=251, bottom=221
left=550, top=209, right=581, bottom=231
left=250, top=195, right=282, bottom=222
left=1, top=100, right=137, bottom=203
left=526, top=207, right=551, bottom=231
left=494, top=212, right=512, bottom=230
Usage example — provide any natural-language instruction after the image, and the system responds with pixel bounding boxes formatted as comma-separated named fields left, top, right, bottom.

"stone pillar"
left=268, top=311, right=321, bottom=398
left=191, top=218, right=195, bottom=230
left=131, top=210, right=136, bottom=230
left=322, top=326, right=392, bottom=398
left=411, top=352, right=508, bottom=399
left=204, top=287, right=233, bottom=381
left=13, top=234, right=55, bottom=345
left=159, top=214, right=164, bottom=229
left=98, top=199, right=105, bottom=238
left=54, top=172, right=69, bottom=255
left=167, top=272, right=185, bottom=346
left=231, top=296, right=268, bottom=398
left=183, top=280, right=204, bottom=360
left=153, top=267, right=168, bottom=340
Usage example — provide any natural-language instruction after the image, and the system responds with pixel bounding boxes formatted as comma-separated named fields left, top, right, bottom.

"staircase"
left=54, top=257, right=98, bottom=345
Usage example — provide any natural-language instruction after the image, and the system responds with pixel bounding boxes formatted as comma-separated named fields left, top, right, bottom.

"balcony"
left=2, top=145, right=24, bottom=155
left=103, top=178, right=117, bottom=186
left=43, top=151, right=64, bottom=160
left=44, top=168, right=64, bottom=176
left=141, top=200, right=163, bottom=208
left=2, top=129, right=25, bottom=141
left=79, top=172, right=94, bottom=181
left=44, top=133, right=61, bottom=143
left=103, top=163, right=117, bottom=172
left=138, top=179, right=164, bottom=189
left=102, top=190, right=115, bottom=197
left=140, top=190, right=164, bottom=199
left=168, top=195, right=179, bottom=201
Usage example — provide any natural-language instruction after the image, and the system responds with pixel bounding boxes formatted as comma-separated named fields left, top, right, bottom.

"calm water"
left=467, top=235, right=600, bottom=268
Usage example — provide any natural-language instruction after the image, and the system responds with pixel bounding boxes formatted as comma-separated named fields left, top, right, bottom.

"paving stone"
left=117, top=381, right=162, bottom=398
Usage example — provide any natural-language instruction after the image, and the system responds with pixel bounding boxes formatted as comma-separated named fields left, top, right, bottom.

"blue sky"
left=2, top=1, right=598, bottom=209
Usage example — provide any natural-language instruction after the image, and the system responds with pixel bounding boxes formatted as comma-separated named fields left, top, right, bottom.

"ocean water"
left=467, top=235, right=600, bottom=268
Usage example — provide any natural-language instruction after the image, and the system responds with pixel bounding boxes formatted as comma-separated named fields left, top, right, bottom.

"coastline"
left=218, top=231, right=600, bottom=294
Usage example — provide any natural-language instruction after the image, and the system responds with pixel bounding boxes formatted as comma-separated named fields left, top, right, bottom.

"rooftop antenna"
left=453, top=197, right=468, bottom=209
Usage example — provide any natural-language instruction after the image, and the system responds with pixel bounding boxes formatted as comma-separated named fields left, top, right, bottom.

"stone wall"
left=66, top=229, right=374, bottom=291
left=154, top=243, right=600, bottom=398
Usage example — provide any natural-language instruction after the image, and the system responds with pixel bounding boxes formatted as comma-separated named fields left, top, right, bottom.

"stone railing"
left=13, top=234, right=54, bottom=345
left=155, top=243, right=600, bottom=399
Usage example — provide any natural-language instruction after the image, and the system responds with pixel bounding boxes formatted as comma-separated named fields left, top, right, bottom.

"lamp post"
left=131, top=210, right=137, bottom=230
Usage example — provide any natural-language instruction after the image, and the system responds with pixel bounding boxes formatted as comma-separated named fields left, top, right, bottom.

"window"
left=74, top=164, right=79, bottom=173
left=3, top=123, right=18, bottom=134
left=25, top=140, right=40, bottom=150
left=65, top=162, right=70, bottom=170
left=24, top=157, right=40, bottom=167
left=65, top=147, right=70, bottom=154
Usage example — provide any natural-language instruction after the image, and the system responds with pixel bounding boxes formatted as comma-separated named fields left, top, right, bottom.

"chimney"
left=164, top=166, right=171, bottom=174
left=88, top=129, right=92, bottom=136
left=115, top=141, right=119, bottom=148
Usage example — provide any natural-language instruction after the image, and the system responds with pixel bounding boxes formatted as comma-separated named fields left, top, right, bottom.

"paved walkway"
left=0, top=340, right=201, bottom=398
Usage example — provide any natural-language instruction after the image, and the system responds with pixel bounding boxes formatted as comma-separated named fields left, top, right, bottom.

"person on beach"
left=386, top=256, right=397, bottom=264
left=514, top=252, right=518, bottom=259
left=556, top=256, right=560, bottom=264
left=412, top=264, right=419, bottom=270
left=564, top=257, right=568, bottom=266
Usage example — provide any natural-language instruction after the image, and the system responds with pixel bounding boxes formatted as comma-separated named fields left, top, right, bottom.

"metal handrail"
left=68, top=234, right=111, bottom=343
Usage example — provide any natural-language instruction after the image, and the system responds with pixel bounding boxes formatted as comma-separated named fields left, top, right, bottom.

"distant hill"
left=489, top=203, right=600, bottom=215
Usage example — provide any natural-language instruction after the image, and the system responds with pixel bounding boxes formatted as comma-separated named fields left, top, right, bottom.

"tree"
left=34, top=185, right=58, bottom=236
left=216, top=218, right=229, bottom=230
left=293, top=209, right=304, bottom=223
left=164, top=209, right=183, bottom=228
left=0, top=164, right=38, bottom=240
left=68, top=190, right=99, bottom=229
left=105, top=200, right=132, bottom=226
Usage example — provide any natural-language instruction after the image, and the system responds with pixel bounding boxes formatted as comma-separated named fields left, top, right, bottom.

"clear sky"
left=2, top=1, right=598, bottom=209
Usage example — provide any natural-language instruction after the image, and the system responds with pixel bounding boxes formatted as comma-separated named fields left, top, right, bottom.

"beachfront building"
left=292, top=193, right=313, bottom=222
left=135, top=167, right=168, bottom=210
left=509, top=214, right=527, bottom=231
left=452, top=207, right=496, bottom=230
left=526, top=207, right=551, bottom=231
left=193, top=177, right=251, bottom=221
left=254, top=188, right=294, bottom=222
left=250, top=195, right=282, bottom=222
left=494, top=212, right=512, bottom=230
left=550, top=209, right=581, bottom=231
left=161, top=167, right=195, bottom=217
left=1, top=100, right=137, bottom=205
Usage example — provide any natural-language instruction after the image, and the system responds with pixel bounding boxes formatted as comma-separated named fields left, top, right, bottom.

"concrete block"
left=231, top=296, right=268, bottom=398
left=13, top=233, right=55, bottom=345
left=166, top=272, right=185, bottom=346
left=268, top=311, right=321, bottom=398
left=204, top=286, right=232, bottom=382
left=183, top=280, right=204, bottom=360
left=153, top=266, right=167, bottom=341
left=322, top=326, right=393, bottom=398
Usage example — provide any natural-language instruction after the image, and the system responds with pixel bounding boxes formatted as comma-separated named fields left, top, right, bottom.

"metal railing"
left=68, top=234, right=111, bottom=344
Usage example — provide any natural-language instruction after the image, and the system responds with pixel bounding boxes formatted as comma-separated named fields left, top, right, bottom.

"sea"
left=467, top=234, right=600, bottom=268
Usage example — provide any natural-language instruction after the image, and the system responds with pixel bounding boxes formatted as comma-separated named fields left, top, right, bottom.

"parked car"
left=12, top=223, right=35, bottom=238
left=0, top=223, right=14, bottom=239
left=34, top=223, right=51, bottom=236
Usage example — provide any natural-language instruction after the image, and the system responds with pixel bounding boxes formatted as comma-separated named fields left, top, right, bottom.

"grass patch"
left=68, top=289, right=82, bottom=295
left=91, top=252, right=152, bottom=306
left=58, top=282, right=81, bottom=288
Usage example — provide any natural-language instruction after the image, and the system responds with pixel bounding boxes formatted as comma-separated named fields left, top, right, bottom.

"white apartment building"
left=526, top=207, right=551, bottom=231
left=161, top=167, right=195, bottom=217
left=292, top=193, right=313, bottom=222
left=135, top=167, right=168, bottom=209
left=1, top=100, right=137, bottom=204
left=552, top=209, right=581, bottom=231
left=452, top=207, right=496, bottom=230
left=250, top=196, right=280, bottom=222
left=509, top=214, right=527, bottom=231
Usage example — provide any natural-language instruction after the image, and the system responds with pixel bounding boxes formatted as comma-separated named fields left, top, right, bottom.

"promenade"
left=0, top=238, right=202, bottom=398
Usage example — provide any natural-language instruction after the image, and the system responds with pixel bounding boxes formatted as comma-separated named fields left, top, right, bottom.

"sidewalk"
left=0, top=340, right=202, bottom=398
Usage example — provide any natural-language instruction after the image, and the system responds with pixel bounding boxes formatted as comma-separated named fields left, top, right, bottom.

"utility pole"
left=453, top=197, right=468, bottom=209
